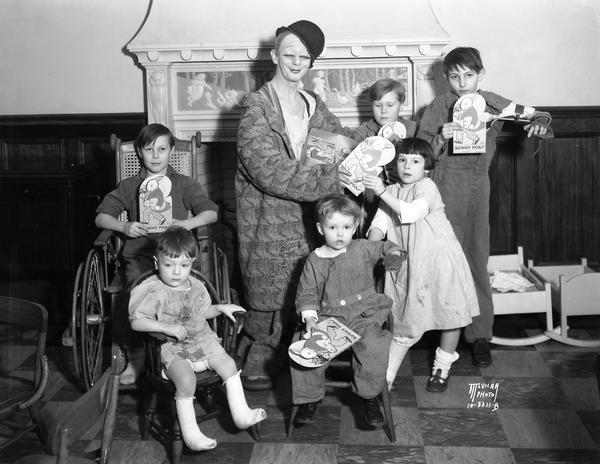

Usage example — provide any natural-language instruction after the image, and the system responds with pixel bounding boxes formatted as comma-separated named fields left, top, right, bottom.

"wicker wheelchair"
left=70, top=131, right=233, bottom=391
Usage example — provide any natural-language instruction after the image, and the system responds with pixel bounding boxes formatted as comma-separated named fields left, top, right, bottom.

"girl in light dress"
left=363, top=138, right=479, bottom=392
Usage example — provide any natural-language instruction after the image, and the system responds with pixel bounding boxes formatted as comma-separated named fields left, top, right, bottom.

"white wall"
left=0, top=0, right=598, bottom=115
left=0, top=0, right=150, bottom=115
left=430, top=0, right=600, bottom=106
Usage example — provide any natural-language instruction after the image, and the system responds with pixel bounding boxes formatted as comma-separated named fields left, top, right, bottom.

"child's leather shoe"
left=295, top=401, right=320, bottom=424
left=426, top=368, right=449, bottom=393
left=362, top=397, right=384, bottom=426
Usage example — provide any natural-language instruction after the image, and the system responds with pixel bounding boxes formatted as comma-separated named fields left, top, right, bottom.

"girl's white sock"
left=224, top=371, right=266, bottom=429
left=432, top=347, right=460, bottom=379
left=175, top=397, right=217, bottom=450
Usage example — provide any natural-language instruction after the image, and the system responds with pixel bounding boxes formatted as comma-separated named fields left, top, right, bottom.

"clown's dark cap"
left=276, top=20, right=325, bottom=67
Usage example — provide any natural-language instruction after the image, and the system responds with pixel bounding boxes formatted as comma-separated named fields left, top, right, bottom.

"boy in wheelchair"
left=95, top=123, right=219, bottom=384
left=129, top=226, right=266, bottom=450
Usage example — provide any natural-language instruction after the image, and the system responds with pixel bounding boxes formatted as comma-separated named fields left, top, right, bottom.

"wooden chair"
left=13, top=356, right=121, bottom=464
left=287, top=337, right=396, bottom=442
left=0, top=296, right=49, bottom=450
left=137, top=259, right=258, bottom=464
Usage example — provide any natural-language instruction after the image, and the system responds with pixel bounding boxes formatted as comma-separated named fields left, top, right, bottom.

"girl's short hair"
left=134, top=123, right=175, bottom=155
left=154, top=226, right=198, bottom=259
left=396, top=137, right=436, bottom=170
left=368, top=77, right=406, bottom=104
left=315, top=194, right=363, bottom=224
left=443, top=47, right=484, bottom=75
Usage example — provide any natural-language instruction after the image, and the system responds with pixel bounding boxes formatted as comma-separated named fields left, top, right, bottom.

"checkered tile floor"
left=3, top=317, right=600, bottom=464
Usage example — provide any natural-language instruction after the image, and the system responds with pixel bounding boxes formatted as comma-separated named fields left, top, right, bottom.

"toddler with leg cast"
left=129, top=226, right=266, bottom=451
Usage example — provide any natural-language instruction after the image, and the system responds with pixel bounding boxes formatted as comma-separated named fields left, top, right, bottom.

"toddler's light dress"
left=369, top=177, right=479, bottom=338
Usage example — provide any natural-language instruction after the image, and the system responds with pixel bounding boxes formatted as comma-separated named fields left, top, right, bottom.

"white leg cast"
left=386, top=340, right=410, bottom=391
left=175, top=397, right=217, bottom=450
left=386, top=335, right=420, bottom=391
left=225, top=371, right=266, bottom=429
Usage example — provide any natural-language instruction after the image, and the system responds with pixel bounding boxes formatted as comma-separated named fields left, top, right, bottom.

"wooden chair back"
left=0, top=296, right=48, bottom=450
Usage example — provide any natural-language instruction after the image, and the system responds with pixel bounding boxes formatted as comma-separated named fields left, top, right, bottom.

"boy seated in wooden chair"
left=95, top=123, right=218, bottom=384
left=290, top=194, right=404, bottom=427
left=129, top=226, right=266, bottom=450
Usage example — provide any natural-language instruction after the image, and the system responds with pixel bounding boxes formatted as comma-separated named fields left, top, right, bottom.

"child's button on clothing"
left=340, top=300, right=346, bottom=306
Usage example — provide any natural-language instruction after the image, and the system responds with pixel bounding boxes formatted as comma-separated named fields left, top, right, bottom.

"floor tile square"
left=286, top=405, right=341, bottom=443
left=480, top=350, right=552, bottom=377
left=249, top=442, right=337, bottom=464
left=558, top=377, right=600, bottom=409
left=112, top=401, right=144, bottom=440
left=338, top=444, right=426, bottom=463
left=576, top=410, right=600, bottom=448
left=108, top=440, right=168, bottom=464
left=498, top=408, right=597, bottom=449
left=419, top=408, right=508, bottom=447
left=183, top=442, right=255, bottom=464
left=339, top=406, right=423, bottom=446
left=511, top=448, right=600, bottom=464
left=424, top=445, right=516, bottom=464
left=539, top=351, right=598, bottom=377
left=486, top=377, right=571, bottom=409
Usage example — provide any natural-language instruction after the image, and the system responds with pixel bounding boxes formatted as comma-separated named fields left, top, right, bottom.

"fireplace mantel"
left=127, top=0, right=449, bottom=141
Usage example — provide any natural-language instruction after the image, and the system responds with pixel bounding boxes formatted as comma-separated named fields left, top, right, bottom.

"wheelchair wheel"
left=71, top=262, right=84, bottom=386
left=74, top=249, right=107, bottom=390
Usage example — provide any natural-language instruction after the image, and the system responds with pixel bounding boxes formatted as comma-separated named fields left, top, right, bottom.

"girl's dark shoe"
left=426, top=369, right=448, bottom=392
left=295, top=401, right=320, bottom=424
left=362, top=397, right=384, bottom=426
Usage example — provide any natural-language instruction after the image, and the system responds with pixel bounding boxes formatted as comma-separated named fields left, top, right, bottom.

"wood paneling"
left=0, top=113, right=145, bottom=321
left=489, top=107, right=600, bottom=266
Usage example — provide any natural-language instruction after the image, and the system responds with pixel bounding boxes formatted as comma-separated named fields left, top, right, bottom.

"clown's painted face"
left=271, top=33, right=311, bottom=83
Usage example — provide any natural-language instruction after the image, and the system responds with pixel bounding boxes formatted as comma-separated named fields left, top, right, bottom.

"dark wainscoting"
left=0, top=113, right=145, bottom=323
left=1, top=107, right=598, bottom=323
left=490, top=106, right=600, bottom=267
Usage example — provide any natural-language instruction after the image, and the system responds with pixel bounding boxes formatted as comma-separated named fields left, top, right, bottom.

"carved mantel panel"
left=127, top=0, right=450, bottom=141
